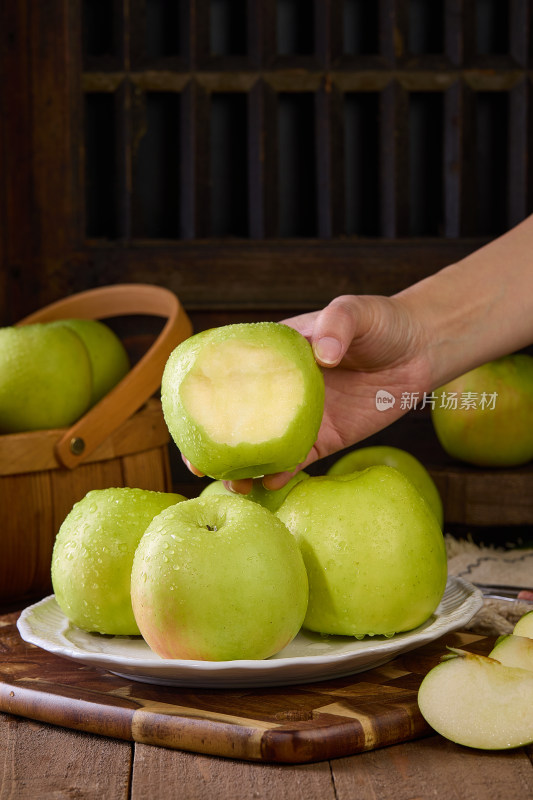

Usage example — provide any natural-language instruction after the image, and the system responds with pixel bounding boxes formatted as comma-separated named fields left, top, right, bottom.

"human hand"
left=226, top=293, right=432, bottom=494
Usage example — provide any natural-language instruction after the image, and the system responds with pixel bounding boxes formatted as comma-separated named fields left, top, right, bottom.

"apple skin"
left=431, top=354, right=533, bottom=467
left=200, top=471, right=309, bottom=513
left=160, top=322, right=325, bottom=481
left=327, top=446, right=443, bottom=528
left=51, top=487, right=186, bottom=635
left=52, top=318, right=130, bottom=404
left=514, top=610, right=533, bottom=639
left=0, top=323, right=92, bottom=432
left=131, top=494, right=309, bottom=660
left=489, top=634, right=533, bottom=671
left=276, top=466, right=447, bottom=637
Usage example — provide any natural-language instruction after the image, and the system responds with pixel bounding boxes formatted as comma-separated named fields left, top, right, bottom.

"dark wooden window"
left=76, top=0, right=532, bottom=245
left=1, top=0, right=533, bottom=323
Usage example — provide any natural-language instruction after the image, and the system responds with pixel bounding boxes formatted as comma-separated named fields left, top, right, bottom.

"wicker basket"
left=0, top=284, right=192, bottom=604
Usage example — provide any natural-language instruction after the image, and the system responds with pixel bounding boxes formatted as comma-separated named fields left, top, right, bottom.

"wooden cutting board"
left=0, top=612, right=493, bottom=764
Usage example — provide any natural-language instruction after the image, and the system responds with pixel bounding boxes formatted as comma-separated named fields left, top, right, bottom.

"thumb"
left=311, top=296, right=361, bottom=367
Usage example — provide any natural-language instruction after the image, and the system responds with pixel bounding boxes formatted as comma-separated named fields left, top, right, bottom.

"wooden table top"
left=2, top=709, right=532, bottom=799
left=1, top=604, right=532, bottom=800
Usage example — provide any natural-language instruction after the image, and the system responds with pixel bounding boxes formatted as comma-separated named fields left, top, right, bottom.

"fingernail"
left=314, top=336, right=342, bottom=365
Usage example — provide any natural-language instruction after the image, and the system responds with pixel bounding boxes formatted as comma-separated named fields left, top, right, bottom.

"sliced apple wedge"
left=417, top=649, right=533, bottom=749
left=514, top=609, right=533, bottom=639
left=489, top=634, right=533, bottom=671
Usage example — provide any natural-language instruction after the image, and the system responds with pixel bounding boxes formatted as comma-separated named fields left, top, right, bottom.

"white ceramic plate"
left=17, top=576, right=482, bottom=688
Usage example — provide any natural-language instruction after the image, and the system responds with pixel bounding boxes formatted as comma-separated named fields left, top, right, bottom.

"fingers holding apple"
left=200, top=471, right=309, bottom=512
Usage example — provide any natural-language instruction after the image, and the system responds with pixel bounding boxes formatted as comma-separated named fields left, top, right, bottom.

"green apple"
left=51, top=487, right=186, bottom=635
left=161, top=322, right=325, bottom=481
left=431, top=354, right=533, bottom=467
left=52, top=318, right=130, bottom=404
left=489, top=634, right=533, bottom=671
left=514, top=609, right=533, bottom=638
left=327, top=446, right=443, bottom=528
left=276, top=466, right=447, bottom=637
left=131, top=494, right=309, bottom=660
left=417, top=649, right=533, bottom=749
left=0, top=323, right=92, bottom=432
left=200, top=471, right=309, bottom=513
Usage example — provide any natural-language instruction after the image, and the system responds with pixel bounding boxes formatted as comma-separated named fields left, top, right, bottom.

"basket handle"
left=18, top=284, right=192, bottom=469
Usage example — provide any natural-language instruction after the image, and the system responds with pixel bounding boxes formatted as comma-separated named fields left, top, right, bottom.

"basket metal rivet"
left=70, top=437, right=85, bottom=455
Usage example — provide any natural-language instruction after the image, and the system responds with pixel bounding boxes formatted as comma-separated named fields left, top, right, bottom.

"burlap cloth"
left=445, top=534, right=533, bottom=636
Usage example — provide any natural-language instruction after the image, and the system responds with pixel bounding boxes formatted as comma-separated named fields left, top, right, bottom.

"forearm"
left=395, top=215, right=533, bottom=389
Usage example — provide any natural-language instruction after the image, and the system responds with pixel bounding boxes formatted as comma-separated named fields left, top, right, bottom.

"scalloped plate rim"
left=17, top=576, right=482, bottom=687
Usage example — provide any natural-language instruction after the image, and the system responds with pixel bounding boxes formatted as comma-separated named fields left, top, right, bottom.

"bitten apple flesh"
left=417, top=650, right=533, bottom=749
left=161, top=322, right=324, bottom=481
left=277, top=466, right=447, bottom=637
left=131, top=494, right=309, bottom=661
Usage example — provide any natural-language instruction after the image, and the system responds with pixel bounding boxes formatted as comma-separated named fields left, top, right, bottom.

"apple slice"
left=489, top=634, right=533, bottom=671
left=514, top=609, right=533, bottom=639
left=417, top=649, right=533, bottom=749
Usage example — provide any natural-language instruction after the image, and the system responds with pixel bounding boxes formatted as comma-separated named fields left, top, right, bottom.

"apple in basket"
left=276, top=466, right=448, bottom=638
left=50, top=318, right=130, bottom=404
left=160, top=322, right=325, bottom=481
left=131, top=494, right=309, bottom=661
left=51, top=487, right=186, bottom=635
left=0, top=323, right=93, bottom=432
